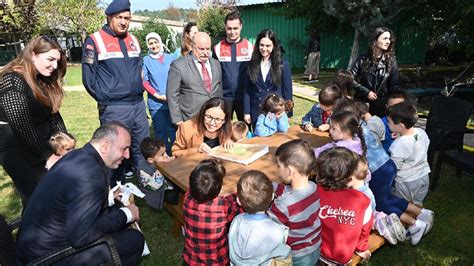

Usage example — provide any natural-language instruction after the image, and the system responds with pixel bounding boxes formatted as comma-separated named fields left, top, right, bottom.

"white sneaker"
left=408, top=220, right=427, bottom=245
left=386, top=213, right=407, bottom=242
left=417, top=209, right=434, bottom=235
left=374, top=217, right=397, bottom=245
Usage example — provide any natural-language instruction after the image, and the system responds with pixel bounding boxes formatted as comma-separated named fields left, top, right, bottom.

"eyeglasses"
left=204, top=114, right=225, bottom=124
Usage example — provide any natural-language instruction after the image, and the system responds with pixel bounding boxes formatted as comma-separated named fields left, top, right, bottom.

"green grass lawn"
left=1, top=91, right=474, bottom=265
left=63, top=65, right=83, bottom=86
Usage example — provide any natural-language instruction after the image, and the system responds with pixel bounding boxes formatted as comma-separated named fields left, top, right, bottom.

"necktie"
left=199, top=61, right=212, bottom=93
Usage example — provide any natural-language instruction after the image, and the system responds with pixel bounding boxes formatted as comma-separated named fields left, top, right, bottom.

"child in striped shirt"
left=268, top=139, right=321, bottom=266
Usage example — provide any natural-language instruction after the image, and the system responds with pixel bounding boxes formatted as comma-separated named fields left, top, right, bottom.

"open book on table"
left=208, top=143, right=269, bottom=165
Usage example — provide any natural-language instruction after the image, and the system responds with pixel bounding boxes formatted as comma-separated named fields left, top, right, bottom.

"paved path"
left=292, top=81, right=319, bottom=102
left=64, top=85, right=86, bottom=91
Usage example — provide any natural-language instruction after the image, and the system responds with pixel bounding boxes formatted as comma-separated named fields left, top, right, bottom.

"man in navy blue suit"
left=16, top=122, right=144, bottom=265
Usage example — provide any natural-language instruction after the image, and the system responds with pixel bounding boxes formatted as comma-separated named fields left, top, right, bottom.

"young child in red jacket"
left=316, top=147, right=374, bottom=265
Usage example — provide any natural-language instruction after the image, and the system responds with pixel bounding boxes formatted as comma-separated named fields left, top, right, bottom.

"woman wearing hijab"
left=142, top=32, right=177, bottom=154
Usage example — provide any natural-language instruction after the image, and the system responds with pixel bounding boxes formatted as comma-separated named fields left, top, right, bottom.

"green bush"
left=131, top=16, right=178, bottom=54
left=197, top=6, right=227, bottom=46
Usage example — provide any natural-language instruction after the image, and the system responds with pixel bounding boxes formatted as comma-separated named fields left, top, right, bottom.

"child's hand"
left=391, top=132, right=399, bottom=139
left=355, top=250, right=371, bottom=261
left=304, top=123, right=313, bottom=132
left=268, top=112, right=276, bottom=120
left=318, top=124, right=330, bottom=131
left=275, top=112, right=284, bottom=120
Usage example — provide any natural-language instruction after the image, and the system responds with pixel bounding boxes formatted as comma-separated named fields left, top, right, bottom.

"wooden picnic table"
left=156, top=125, right=384, bottom=264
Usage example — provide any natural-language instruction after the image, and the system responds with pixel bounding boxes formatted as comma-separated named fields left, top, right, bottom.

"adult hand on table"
left=198, top=143, right=212, bottom=153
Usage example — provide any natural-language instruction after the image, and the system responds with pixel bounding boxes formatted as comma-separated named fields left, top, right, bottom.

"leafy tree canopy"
left=35, top=0, right=105, bottom=43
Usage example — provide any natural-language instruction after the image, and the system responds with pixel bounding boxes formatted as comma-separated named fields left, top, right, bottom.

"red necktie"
left=200, top=61, right=212, bottom=93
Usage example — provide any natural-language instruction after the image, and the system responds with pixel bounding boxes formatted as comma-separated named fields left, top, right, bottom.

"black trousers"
left=0, top=124, right=46, bottom=209
left=368, top=97, right=388, bottom=117
left=55, top=229, right=145, bottom=265
left=225, top=98, right=245, bottom=122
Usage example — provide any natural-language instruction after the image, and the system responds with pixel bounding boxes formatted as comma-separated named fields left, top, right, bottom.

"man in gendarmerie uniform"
left=213, top=11, right=253, bottom=122
left=82, top=0, right=149, bottom=181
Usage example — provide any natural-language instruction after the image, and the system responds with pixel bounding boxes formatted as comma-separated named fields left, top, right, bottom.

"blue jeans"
left=293, top=249, right=320, bottom=266
left=150, top=108, right=176, bottom=155
left=369, top=159, right=409, bottom=217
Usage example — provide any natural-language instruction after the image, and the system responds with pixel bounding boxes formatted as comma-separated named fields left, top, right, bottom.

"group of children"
left=180, top=70, right=434, bottom=265
left=44, top=69, right=434, bottom=265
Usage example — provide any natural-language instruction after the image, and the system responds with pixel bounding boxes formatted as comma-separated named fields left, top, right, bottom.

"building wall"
left=240, top=4, right=427, bottom=69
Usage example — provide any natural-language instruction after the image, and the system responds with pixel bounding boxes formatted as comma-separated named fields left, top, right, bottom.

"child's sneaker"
left=374, top=217, right=397, bottom=245
left=408, top=220, right=427, bottom=245
left=417, top=209, right=434, bottom=235
left=163, top=179, right=174, bottom=190
left=386, top=213, right=407, bottom=242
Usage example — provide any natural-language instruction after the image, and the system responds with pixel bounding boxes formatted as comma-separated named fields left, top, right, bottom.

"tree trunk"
left=347, top=28, right=360, bottom=70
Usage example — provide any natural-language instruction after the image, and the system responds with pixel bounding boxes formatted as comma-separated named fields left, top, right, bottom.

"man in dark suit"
left=167, top=32, right=223, bottom=125
left=16, top=122, right=144, bottom=265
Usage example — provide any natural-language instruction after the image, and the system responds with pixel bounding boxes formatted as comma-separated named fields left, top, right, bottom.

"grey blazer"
left=166, top=54, right=223, bottom=124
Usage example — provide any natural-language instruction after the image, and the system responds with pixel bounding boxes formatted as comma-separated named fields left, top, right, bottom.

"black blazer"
left=243, top=60, right=293, bottom=126
left=16, top=143, right=128, bottom=264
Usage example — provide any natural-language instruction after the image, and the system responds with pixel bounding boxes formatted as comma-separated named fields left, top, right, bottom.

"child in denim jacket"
left=302, top=85, right=342, bottom=132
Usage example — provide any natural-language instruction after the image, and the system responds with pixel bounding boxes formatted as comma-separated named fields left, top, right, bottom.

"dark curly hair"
left=189, top=159, right=226, bottom=203
left=140, top=137, right=166, bottom=159
left=315, top=147, right=359, bottom=191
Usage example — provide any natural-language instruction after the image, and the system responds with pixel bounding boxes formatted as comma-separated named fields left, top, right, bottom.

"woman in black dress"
left=0, top=36, right=68, bottom=208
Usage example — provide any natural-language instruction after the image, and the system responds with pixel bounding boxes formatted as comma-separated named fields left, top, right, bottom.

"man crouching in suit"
left=16, top=122, right=144, bottom=265
left=167, top=31, right=223, bottom=126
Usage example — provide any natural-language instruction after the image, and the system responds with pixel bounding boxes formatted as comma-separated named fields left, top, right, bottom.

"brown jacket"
left=172, top=119, right=205, bottom=157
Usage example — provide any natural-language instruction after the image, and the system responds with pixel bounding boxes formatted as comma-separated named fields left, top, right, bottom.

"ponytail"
left=357, top=124, right=367, bottom=157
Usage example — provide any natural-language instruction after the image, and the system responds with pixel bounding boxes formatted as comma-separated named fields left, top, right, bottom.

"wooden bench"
left=349, top=233, right=385, bottom=265
left=164, top=194, right=386, bottom=264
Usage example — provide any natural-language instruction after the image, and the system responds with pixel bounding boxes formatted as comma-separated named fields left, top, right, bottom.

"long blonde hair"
left=0, top=36, right=67, bottom=113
